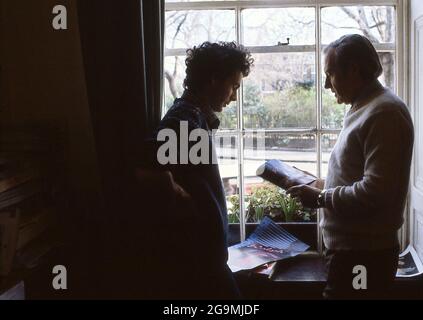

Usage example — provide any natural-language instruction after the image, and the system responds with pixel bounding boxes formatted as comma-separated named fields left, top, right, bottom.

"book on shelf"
left=0, top=127, right=63, bottom=281
left=0, top=179, right=45, bottom=212
left=0, top=207, right=56, bottom=277
left=256, top=159, right=316, bottom=190
left=0, top=210, right=20, bottom=276
left=17, top=207, right=55, bottom=252
left=0, top=170, right=40, bottom=194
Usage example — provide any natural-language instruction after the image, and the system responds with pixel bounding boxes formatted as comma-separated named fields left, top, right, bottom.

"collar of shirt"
left=203, top=108, right=220, bottom=130
left=179, top=91, right=220, bottom=130
left=349, top=79, right=384, bottom=113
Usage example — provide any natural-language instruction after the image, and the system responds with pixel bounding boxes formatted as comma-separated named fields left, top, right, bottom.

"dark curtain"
left=75, top=0, right=164, bottom=298
left=142, top=0, right=165, bottom=134
left=77, top=0, right=163, bottom=202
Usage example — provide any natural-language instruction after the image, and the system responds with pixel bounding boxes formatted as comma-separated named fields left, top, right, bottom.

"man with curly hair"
left=151, top=42, right=253, bottom=299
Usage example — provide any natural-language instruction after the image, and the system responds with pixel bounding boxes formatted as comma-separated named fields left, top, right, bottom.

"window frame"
left=163, top=0, right=408, bottom=253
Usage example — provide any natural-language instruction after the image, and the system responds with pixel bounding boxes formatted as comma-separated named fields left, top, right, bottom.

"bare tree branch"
left=340, top=7, right=378, bottom=43
left=165, top=12, right=180, bottom=26
left=166, top=11, right=189, bottom=29
left=287, top=12, right=314, bottom=26
left=322, top=21, right=359, bottom=30
left=371, top=9, right=384, bottom=37
left=173, top=13, right=188, bottom=44
left=164, top=70, right=178, bottom=98
left=386, top=7, right=393, bottom=42
left=164, top=13, right=188, bottom=100
left=173, top=56, right=179, bottom=78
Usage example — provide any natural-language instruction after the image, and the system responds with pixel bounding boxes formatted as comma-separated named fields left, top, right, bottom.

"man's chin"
left=212, top=105, right=224, bottom=113
left=336, top=96, right=344, bottom=104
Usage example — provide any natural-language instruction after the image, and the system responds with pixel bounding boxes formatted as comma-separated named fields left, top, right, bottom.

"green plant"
left=227, top=194, right=241, bottom=223
left=226, top=183, right=316, bottom=223
left=248, top=184, right=282, bottom=221
left=279, top=192, right=302, bottom=222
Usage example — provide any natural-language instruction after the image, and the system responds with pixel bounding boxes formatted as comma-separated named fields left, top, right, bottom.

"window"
left=164, top=0, right=402, bottom=252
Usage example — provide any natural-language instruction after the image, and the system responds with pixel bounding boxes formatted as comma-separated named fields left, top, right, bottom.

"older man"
left=287, top=34, right=414, bottom=299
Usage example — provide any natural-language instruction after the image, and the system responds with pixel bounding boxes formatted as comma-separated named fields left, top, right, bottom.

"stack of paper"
left=228, top=216, right=309, bottom=272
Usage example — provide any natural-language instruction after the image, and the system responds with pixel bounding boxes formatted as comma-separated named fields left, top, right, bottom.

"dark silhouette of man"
left=143, top=42, right=253, bottom=299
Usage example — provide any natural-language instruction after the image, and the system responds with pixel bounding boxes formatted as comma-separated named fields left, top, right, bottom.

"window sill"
left=235, top=251, right=423, bottom=299
left=269, top=251, right=326, bottom=282
left=234, top=251, right=326, bottom=299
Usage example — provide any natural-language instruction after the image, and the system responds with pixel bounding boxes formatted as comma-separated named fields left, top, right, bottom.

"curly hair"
left=183, top=41, right=254, bottom=92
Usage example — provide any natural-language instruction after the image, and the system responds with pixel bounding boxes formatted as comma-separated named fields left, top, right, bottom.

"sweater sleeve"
left=325, top=109, right=412, bottom=217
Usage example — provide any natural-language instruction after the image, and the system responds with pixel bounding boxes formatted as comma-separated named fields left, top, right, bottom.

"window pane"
left=321, top=87, right=348, bottom=129
left=242, top=7, right=315, bottom=46
left=243, top=132, right=317, bottom=223
left=215, top=133, right=241, bottom=243
left=215, top=133, right=238, bottom=195
left=321, top=6, right=395, bottom=45
left=378, top=52, right=395, bottom=91
left=321, top=133, right=339, bottom=179
left=243, top=53, right=316, bottom=129
left=163, top=56, right=186, bottom=115
left=165, top=10, right=235, bottom=49
left=217, top=102, right=237, bottom=130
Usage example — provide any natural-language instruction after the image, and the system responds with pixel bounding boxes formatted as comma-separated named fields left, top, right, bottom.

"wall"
left=0, top=0, right=102, bottom=216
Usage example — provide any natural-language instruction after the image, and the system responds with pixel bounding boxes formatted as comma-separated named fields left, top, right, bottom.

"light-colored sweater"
left=321, top=80, right=414, bottom=251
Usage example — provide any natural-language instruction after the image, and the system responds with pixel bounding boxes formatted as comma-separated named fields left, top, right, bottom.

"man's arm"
left=287, top=110, right=413, bottom=212
left=135, top=169, right=195, bottom=218
left=325, top=110, right=413, bottom=216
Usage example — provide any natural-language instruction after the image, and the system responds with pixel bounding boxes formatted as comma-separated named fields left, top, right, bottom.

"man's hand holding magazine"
left=286, top=184, right=322, bottom=209
left=256, top=159, right=325, bottom=209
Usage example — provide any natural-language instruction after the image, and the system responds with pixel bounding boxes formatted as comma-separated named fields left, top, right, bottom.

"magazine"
left=256, top=159, right=316, bottom=190
left=396, top=245, right=423, bottom=278
left=228, top=216, right=310, bottom=272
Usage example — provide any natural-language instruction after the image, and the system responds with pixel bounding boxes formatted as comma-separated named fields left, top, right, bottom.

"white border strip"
left=166, top=0, right=397, bottom=11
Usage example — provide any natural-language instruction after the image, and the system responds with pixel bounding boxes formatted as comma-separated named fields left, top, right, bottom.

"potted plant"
left=227, top=183, right=317, bottom=248
left=227, top=183, right=316, bottom=223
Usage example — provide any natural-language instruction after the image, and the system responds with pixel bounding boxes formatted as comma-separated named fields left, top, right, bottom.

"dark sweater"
left=147, top=98, right=238, bottom=299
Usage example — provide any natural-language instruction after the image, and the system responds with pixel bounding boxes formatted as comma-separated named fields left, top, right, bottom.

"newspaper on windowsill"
left=256, top=159, right=316, bottom=190
left=228, top=216, right=310, bottom=273
left=396, top=245, right=423, bottom=278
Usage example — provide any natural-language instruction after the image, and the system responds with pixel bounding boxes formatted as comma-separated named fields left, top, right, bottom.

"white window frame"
left=164, top=0, right=409, bottom=253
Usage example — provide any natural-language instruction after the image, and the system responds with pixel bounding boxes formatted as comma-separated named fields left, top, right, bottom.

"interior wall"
left=0, top=0, right=102, bottom=218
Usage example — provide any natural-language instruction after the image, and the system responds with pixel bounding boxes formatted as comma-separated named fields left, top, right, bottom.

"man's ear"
left=210, top=76, right=217, bottom=86
left=349, top=62, right=361, bottom=78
